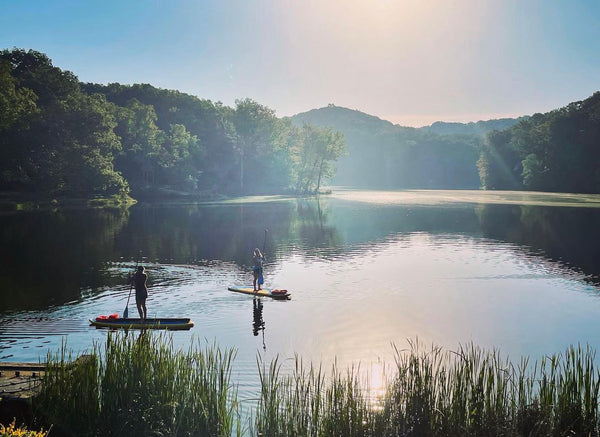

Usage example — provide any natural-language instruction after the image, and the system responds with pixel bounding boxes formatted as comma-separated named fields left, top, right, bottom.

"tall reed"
left=32, top=336, right=600, bottom=436
left=252, top=341, right=600, bottom=437
left=252, top=355, right=380, bottom=437
left=380, top=341, right=600, bottom=436
left=34, top=332, right=240, bottom=437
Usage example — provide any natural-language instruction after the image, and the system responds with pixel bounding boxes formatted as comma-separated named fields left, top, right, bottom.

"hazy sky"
left=1, top=0, right=599, bottom=127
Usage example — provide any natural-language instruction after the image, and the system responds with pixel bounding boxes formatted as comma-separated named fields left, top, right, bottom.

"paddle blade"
left=123, top=306, right=128, bottom=318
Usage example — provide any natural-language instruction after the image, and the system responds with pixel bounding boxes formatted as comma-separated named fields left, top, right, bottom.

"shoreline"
left=0, top=188, right=328, bottom=212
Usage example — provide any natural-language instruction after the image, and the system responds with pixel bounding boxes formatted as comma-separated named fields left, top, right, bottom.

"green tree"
left=477, top=129, right=523, bottom=190
left=112, top=98, right=163, bottom=190
left=31, top=92, right=127, bottom=195
left=83, top=82, right=238, bottom=194
left=521, top=153, right=546, bottom=189
left=0, top=59, right=39, bottom=188
left=267, top=118, right=301, bottom=191
left=231, top=98, right=278, bottom=192
left=295, top=124, right=346, bottom=193
left=480, top=92, right=600, bottom=193
left=0, top=48, right=128, bottom=196
left=0, top=49, right=79, bottom=107
left=0, top=60, right=38, bottom=130
left=157, top=123, right=202, bottom=191
left=112, top=99, right=203, bottom=194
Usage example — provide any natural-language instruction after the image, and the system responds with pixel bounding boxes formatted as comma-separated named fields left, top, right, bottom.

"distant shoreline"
left=0, top=187, right=323, bottom=211
left=4, top=188, right=600, bottom=212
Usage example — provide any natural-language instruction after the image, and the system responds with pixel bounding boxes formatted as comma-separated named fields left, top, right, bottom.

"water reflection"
left=2, top=191, right=600, bottom=400
left=477, top=204, right=600, bottom=283
left=0, top=207, right=129, bottom=310
left=1, top=192, right=600, bottom=315
left=252, top=298, right=266, bottom=351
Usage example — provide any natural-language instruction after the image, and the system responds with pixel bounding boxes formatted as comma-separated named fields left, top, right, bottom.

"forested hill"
left=291, top=105, right=483, bottom=189
left=292, top=104, right=525, bottom=137
left=291, top=105, right=406, bottom=137
left=0, top=49, right=345, bottom=200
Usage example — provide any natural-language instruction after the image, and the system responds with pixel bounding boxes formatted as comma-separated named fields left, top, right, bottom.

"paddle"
left=123, top=258, right=139, bottom=318
left=259, top=229, right=267, bottom=286
left=262, top=228, right=268, bottom=253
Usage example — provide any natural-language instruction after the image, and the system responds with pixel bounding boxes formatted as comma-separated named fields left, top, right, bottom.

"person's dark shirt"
left=133, top=272, right=147, bottom=292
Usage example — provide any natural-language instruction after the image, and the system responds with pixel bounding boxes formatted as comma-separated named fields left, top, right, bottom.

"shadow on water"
left=2, top=194, right=600, bottom=313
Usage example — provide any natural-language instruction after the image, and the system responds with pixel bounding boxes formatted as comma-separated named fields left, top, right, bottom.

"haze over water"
left=2, top=189, right=600, bottom=402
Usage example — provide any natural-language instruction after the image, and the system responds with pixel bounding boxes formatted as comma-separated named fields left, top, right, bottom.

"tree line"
left=2, top=48, right=599, bottom=198
left=293, top=96, right=600, bottom=194
left=0, top=49, right=345, bottom=199
left=478, top=92, right=600, bottom=193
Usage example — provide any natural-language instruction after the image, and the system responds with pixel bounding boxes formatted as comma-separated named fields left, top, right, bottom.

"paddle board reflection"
left=252, top=297, right=266, bottom=351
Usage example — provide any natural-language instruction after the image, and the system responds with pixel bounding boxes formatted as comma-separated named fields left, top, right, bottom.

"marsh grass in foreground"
left=252, top=341, right=600, bottom=437
left=379, top=341, right=600, bottom=437
left=32, top=334, right=600, bottom=436
left=252, top=355, right=379, bottom=437
left=34, top=333, right=240, bottom=437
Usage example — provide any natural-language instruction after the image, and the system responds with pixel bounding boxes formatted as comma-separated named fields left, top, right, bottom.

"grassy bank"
left=32, top=335, right=600, bottom=436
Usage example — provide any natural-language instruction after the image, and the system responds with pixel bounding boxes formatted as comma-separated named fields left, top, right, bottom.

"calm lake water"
left=2, top=189, right=600, bottom=405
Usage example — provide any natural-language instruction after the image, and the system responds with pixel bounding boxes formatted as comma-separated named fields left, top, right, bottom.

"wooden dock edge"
left=0, top=355, right=92, bottom=428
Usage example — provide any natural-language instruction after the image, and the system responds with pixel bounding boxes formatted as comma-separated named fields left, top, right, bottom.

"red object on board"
left=96, top=313, right=119, bottom=320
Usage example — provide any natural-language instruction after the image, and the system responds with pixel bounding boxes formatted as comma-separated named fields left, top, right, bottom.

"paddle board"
left=90, top=317, right=194, bottom=330
left=228, top=286, right=290, bottom=299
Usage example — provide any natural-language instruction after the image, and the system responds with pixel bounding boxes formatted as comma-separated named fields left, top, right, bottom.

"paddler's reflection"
left=136, top=329, right=149, bottom=343
left=252, top=297, right=266, bottom=350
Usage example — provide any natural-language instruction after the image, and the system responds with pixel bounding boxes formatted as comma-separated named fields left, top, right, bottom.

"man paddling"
left=129, top=266, right=148, bottom=319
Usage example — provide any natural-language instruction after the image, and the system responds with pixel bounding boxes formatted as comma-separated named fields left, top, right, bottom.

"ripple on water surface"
left=2, top=229, right=600, bottom=412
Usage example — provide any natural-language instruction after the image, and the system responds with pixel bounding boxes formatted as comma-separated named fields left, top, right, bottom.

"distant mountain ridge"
left=290, top=104, right=411, bottom=136
left=421, top=117, right=529, bottom=136
left=291, top=104, right=526, bottom=137
left=289, top=105, right=485, bottom=189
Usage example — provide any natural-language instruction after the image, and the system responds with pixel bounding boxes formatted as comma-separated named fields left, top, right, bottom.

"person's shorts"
left=135, top=289, right=148, bottom=302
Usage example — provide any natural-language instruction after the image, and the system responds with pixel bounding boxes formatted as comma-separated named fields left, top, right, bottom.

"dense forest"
left=0, top=49, right=345, bottom=199
left=2, top=48, right=600, bottom=199
left=478, top=92, right=600, bottom=193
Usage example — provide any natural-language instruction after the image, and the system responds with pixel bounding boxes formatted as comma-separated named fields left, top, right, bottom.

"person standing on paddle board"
left=252, top=248, right=264, bottom=291
left=129, top=266, right=148, bottom=319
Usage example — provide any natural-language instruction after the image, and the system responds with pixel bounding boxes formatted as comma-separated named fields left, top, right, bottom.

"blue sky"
left=1, top=0, right=599, bottom=126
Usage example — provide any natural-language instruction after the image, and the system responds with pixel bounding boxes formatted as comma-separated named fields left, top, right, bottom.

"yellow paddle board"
left=228, top=286, right=290, bottom=299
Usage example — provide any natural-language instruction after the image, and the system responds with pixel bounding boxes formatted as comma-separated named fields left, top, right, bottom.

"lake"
left=2, top=189, right=600, bottom=406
